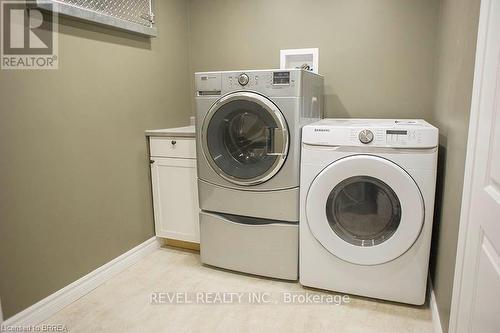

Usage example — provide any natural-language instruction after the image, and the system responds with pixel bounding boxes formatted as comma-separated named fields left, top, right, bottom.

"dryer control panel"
left=224, top=71, right=297, bottom=91
left=302, top=119, right=439, bottom=149
left=194, top=69, right=320, bottom=98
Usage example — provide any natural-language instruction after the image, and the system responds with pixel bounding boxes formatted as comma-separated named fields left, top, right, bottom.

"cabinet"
left=149, top=136, right=199, bottom=243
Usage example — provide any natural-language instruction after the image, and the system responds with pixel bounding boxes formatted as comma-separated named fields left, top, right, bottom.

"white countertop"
left=145, top=125, right=195, bottom=138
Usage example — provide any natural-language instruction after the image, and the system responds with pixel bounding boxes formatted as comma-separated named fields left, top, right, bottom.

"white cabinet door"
left=150, top=157, right=200, bottom=243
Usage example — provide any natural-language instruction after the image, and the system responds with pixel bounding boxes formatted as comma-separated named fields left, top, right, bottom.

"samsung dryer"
left=300, top=119, right=438, bottom=304
left=195, top=69, right=323, bottom=280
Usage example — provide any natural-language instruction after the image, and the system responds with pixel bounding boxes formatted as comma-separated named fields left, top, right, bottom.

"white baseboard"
left=429, top=278, right=444, bottom=333
left=2, top=236, right=160, bottom=328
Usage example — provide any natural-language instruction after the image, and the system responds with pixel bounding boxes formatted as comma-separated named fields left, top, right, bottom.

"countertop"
left=145, top=125, right=195, bottom=138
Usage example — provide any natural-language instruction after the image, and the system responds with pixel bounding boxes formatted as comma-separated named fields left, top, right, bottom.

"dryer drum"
left=202, top=91, right=289, bottom=186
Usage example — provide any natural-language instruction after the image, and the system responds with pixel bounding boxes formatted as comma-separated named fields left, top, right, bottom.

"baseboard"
left=164, top=238, right=200, bottom=251
left=429, top=278, right=444, bottom=333
left=2, top=236, right=160, bottom=328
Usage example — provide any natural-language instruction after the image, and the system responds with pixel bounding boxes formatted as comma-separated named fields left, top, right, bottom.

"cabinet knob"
left=150, top=159, right=155, bottom=164
left=171, top=140, right=177, bottom=145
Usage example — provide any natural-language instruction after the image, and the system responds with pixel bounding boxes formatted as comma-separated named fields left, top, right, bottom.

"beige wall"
left=0, top=0, right=191, bottom=318
left=188, top=0, right=440, bottom=120
left=430, top=0, right=480, bottom=331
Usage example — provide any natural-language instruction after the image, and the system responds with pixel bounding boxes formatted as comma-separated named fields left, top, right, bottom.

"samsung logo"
left=314, top=128, right=330, bottom=132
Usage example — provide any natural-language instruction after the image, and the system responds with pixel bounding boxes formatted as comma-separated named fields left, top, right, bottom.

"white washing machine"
left=195, top=69, right=323, bottom=280
left=300, top=119, right=438, bottom=305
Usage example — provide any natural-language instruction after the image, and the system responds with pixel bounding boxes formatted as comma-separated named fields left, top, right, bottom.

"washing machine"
left=195, top=69, right=323, bottom=280
left=300, top=119, right=438, bottom=304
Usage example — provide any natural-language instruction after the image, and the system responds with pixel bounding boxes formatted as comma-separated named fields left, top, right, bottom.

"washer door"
left=201, top=91, right=289, bottom=186
left=306, top=155, right=424, bottom=265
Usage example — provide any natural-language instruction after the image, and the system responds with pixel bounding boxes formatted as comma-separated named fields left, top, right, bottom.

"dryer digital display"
left=273, top=72, right=290, bottom=85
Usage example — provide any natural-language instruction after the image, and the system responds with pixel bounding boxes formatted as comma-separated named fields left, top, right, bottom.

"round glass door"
left=306, top=155, right=424, bottom=265
left=326, top=176, right=401, bottom=247
left=201, top=92, right=289, bottom=186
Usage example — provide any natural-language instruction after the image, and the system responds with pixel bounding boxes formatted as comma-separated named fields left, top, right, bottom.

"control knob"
left=238, top=73, right=249, bottom=86
left=359, top=129, right=374, bottom=144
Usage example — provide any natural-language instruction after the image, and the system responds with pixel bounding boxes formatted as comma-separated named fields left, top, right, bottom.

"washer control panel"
left=347, top=128, right=426, bottom=147
left=302, top=119, right=439, bottom=149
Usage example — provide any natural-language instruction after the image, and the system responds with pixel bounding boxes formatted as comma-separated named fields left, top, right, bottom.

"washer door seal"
left=306, top=154, right=424, bottom=265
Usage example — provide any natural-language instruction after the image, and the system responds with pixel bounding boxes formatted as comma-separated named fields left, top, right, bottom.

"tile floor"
left=43, top=247, right=432, bottom=333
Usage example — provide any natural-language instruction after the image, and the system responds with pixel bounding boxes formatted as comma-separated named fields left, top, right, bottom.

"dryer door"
left=201, top=91, right=289, bottom=186
left=306, top=154, right=424, bottom=265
